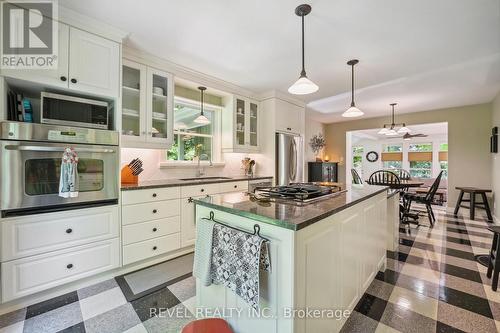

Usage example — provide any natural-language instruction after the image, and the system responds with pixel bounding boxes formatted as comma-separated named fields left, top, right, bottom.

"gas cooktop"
left=253, top=183, right=345, bottom=205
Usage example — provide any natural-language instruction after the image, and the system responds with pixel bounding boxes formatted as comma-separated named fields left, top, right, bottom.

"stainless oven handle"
left=5, top=145, right=115, bottom=153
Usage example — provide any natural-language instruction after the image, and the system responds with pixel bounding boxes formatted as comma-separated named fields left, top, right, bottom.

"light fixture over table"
left=194, top=86, right=210, bottom=124
left=288, top=4, right=319, bottom=95
left=342, top=59, right=364, bottom=118
left=377, top=103, right=410, bottom=136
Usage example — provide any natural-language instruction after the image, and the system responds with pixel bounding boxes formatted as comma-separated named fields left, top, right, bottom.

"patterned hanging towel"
left=58, top=148, right=79, bottom=198
left=211, top=224, right=271, bottom=309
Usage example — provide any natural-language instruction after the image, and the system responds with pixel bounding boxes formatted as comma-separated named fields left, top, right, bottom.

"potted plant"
left=309, top=133, right=326, bottom=162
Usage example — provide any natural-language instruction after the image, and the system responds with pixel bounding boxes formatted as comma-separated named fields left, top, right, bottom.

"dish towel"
left=210, top=223, right=271, bottom=309
left=58, top=148, right=79, bottom=198
left=193, top=218, right=216, bottom=286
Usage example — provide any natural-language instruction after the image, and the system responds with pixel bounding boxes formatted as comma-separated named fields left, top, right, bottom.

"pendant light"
left=194, top=86, right=210, bottom=124
left=378, top=103, right=410, bottom=136
left=288, top=4, right=319, bottom=95
left=342, top=59, right=364, bottom=117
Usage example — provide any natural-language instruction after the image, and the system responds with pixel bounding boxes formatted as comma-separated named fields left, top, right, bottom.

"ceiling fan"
left=388, top=132, right=428, bottom=140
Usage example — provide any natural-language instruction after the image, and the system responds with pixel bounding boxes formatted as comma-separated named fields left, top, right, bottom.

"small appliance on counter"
left=121, top=158, right=143, bottom=185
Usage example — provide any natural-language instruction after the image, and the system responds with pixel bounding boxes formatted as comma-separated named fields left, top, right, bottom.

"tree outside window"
left=167, top=99, right=217, bottom=161
left=352, top=146, right=364, bottom=178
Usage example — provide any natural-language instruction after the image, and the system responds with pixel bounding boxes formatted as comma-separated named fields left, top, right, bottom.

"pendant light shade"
left=343, top=106, right=364, bottom=118
left=288, top=4, right=318, bottom=95
left=377, top=127, right=389, bottom=135
left=378, top=103, right=410, bottom=136
left=194, top=86, right=210, bottom=124
left=288, top=75, right=319, bottom=95
left=342, top=59, right=364, bottom=118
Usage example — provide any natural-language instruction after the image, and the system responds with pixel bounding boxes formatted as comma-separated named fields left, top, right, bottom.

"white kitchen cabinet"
left=0, top=21, right=69, bottom=89
left=1, top=206, right=119, bottom=261
left=180, top=196, right=202, bottom=248
left=68, top=28, right=120, bottom=97
left=275, top=98, right=303, bottom=134
left=222, top=95, right=260, bottom=153
left=1, top=238, right=120, bottom=302
left=121, top=60, right=174, bottom=149
left=0, top=23, right=120, bottom=98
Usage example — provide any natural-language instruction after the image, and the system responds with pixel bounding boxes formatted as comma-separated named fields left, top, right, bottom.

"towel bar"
left=202, top=211, right=270, bottom=242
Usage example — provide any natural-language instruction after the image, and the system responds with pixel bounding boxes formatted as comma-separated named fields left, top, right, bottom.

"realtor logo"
left=1, top=0, right=58, bottom=69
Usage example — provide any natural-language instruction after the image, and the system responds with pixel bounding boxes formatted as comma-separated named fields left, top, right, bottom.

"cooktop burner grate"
left=254, top=183, right=344, bottom=203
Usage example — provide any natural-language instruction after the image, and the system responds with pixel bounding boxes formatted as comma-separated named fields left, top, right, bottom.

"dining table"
left=365, top=179, right=425, bottom=190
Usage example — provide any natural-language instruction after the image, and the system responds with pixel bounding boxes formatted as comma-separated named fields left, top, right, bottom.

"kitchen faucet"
left=196, top=154, right=213, bottom=177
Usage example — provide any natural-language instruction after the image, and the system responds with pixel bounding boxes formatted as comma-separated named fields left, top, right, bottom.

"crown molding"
left=123, top=46, right=257, bottom=100
left=257, top=90, right=306, bottom=108
left=58, top=5, right=128, bottom=43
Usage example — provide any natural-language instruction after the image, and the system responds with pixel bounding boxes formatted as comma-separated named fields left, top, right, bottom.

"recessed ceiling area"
left=61, top=0, right=500, bottom=123
left=351, top=122, right=448, bottom=144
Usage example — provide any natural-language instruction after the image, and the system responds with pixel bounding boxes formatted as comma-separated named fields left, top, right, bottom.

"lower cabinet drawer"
left=1, top=206, right=119, bottom=261
left=122, top=199, right=180, bottom=225
left=1, top=238, right=120, bottom=302
left=122, top=216, right=180, bottom=245
left=219, top=181, right=248, bottom=193
left=122, top=233, right=180, bottom=266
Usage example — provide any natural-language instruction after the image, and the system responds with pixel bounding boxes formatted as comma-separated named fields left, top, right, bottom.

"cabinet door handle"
left=60, top=76, right=67, bottom=82
left=152, top=193, right=157, bottom=198
left=66, top=264, right=73, bottom=269
left=153, top=246, right=157, bottom=251
left=234, top=185, right=237, bottom=188
left=287, top=127, right=292, bottom=131
left=66, top=228, right=72, bottom=234
left=70, top=78, right=77, bottom=84
left=153, top=209, right=158, bottom=214
left=153, top=227, right=158, bottom=232
left=200, top=189, right=204, bottom=192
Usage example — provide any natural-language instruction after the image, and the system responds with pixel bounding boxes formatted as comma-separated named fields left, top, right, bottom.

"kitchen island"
left=193, top=184, right=388, bottom=333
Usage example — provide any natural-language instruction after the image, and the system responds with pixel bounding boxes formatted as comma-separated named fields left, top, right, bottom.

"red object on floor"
left=182, top=318, right=233, bottom=333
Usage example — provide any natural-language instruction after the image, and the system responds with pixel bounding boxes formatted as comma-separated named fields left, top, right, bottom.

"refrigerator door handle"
left=289, top=138, right=297, bottom=181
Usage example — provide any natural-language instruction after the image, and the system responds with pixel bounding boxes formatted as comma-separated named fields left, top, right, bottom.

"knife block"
left=121, top=165, right=138, bottom=185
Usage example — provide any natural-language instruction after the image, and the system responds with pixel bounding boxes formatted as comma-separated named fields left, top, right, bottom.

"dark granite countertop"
left=121, top=175, right=273, bottom=191
left=193, top=184, right=388, bottom=231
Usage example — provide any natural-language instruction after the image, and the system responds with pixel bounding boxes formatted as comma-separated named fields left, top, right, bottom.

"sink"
left=179, top=177, right=232, bottom=181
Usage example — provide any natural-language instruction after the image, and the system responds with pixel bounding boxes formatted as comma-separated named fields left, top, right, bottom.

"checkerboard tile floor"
left=341, top=208, right=500, bottom=333
left=0, top=275, right=196, bottom=333
left=0, top=207, right=498, bottom=333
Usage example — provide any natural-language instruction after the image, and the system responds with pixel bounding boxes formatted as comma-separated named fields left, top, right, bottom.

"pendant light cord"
left=351, top=64, right=355, bottom=107
left=200, top=89, right=204, bottom=116
left=301, top=14, right=306, bottom=77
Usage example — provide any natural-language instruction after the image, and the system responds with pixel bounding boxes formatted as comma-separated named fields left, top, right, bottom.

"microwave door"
left=0, top=141, right=119, bottom=213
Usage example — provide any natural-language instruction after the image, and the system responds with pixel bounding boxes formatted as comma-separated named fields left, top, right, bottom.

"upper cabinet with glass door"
left=221, top=95, right=260, bottom=153
left=121, top=59, right=174, bottom=149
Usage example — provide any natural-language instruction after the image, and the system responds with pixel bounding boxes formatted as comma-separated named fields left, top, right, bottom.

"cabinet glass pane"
left=250, top=102, right=258, bottom=147
left=122, top=65, right=141, bottom=136
left=151, top=74, right=169, bottom=139
left=236, top=98, right=245, bottom=146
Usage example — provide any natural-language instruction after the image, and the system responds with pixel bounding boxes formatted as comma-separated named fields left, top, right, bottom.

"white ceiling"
left=61, top=0, right=500, bottom=123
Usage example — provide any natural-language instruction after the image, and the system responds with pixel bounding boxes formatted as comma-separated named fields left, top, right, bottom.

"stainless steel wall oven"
left=0, top=122, right=119, bottom=217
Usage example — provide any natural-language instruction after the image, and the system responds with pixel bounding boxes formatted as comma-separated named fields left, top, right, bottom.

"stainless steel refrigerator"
left=276, top=132, right=304, bottom=185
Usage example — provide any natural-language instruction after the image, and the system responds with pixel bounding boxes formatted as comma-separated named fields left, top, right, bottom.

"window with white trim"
left=166, top=98, right=221, bottom=162
left=409, top=143, right=432, bottom=178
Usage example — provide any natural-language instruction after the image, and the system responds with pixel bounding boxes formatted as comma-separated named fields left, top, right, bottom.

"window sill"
left=159, top=161, right=226, bottom=169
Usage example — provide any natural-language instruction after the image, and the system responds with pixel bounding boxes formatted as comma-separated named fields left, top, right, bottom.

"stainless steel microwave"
left=41, top=92, right=109, bottom=130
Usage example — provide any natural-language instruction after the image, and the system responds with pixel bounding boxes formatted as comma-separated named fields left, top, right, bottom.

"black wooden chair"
left=367, top=170, right=401, bottom=187
left=351, top=169, right=363, bottom=185
left=403, top=171, right=443, bottom=226
left=396, top=169, right=411, bottom=181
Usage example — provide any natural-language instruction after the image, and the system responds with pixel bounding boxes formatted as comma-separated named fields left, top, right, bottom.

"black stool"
left=453, top=187, right=493, bottom=221
left=487, top=226, right=500, bottom=291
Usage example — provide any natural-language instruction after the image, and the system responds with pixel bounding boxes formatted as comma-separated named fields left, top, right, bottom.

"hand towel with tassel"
left=59, top=147, right=79, bottom=198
